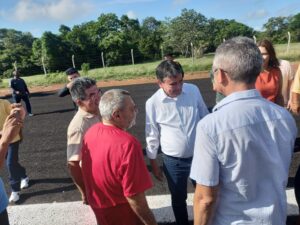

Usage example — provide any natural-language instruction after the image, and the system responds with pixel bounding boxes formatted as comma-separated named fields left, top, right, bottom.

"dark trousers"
left=6, top=141, right=27, bottom=192
left=295, top=165, right=300, bottom=212
left=162, top=154, right=193, bottom=225
left=13, top=94, right=32, bottom=114
left=0, top=209, right=9, bottom=225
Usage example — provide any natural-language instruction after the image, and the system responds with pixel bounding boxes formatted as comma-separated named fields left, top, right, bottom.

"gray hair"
left=213, top=36, right=263, bottom=84
left=70, top=77, right=96, bottom=101
left=99, top=89, right=131, bottom=121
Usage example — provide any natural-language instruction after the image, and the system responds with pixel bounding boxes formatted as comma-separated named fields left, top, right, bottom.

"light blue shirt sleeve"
left=190, top=122, right=219, bottom=186
left=0, top=178, right=8, bottom=213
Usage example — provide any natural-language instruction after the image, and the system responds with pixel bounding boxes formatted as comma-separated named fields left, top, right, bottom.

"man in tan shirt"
left=67, top=77, right=101, bottom=204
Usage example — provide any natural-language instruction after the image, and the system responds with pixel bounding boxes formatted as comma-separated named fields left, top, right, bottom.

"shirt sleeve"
left=67, top=128, right=83, bottom=161
left=9, top=79, right=14, bottom=91
left=190, top=122, right=219, bottom=186
left=23, top=79, right=29, bottom=93
left=57, top=86, right=70, bottom=97
left=145, top=100, right=160, bottom=159
left=120, top=139, right=153, bottom=197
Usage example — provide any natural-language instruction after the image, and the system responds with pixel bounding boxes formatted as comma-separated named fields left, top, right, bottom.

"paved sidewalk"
left=7, top=189, right=299, bottom=225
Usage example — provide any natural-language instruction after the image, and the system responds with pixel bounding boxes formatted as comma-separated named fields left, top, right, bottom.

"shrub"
left=81, top=63, right=90, bottom=76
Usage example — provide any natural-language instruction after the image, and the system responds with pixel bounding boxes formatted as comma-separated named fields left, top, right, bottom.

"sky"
left=0, top=0, right=300, bottom=38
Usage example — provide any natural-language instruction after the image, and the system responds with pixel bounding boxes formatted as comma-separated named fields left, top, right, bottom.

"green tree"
left=263, top=16, right=290, bottom=43
left=0, top=29, right=36, bottom=77
left=289, top=13, right=300, bottom=42
left=138, top=17, right=163, bottom=60
left=40, top=32, right=71, bottom=72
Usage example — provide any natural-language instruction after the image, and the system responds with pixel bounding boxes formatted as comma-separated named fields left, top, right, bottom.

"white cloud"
left=11, top=0, right=93, bottom=22
left=172, top=0, right=189, bottom=5
left=127, top=10, right=137, bottom=19
left=276, top=3, right=300, bottom=17
left=108, top=0, right=157, bottom=4
left=246, top=9, right=269, bottom=20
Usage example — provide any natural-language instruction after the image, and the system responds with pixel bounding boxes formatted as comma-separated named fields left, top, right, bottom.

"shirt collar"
left=158, top=83, right=186, bottom=101
left=77, top=108, right=97, bottom=118
left=213, top=89, right=261, bottom=112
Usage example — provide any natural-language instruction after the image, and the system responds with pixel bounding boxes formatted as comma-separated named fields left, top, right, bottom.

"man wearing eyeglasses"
left=190, top=37, right=297, bottom=225
left=57, top=67, right=80, bottom=110
left=67, top=77, right=101, bottom=204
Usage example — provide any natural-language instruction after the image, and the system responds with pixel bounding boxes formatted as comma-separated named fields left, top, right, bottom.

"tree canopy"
left=0, top=9, right=299, bottom=77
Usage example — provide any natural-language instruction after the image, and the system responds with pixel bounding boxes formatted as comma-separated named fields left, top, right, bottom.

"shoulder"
left=68, top=112, right=89, bottom=133
left=84, top=122, right=101, bottom=138
left=0, top=99, right=11, bottom=109
left=146, top=88, right=162, bottom=106
left=183, top=83, right=200, bottom=93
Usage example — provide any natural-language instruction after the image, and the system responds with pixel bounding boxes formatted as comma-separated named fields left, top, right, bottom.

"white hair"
left=99, top=89, right=130, bottom=121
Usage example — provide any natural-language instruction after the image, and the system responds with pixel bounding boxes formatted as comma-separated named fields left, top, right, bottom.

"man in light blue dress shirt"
left=190, top=37, right=297, bottom=225
left=145, top=60, right=209, bottom=225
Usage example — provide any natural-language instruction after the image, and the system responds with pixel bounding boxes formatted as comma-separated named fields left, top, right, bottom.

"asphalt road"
left=1, top=77, right=300, bottom=224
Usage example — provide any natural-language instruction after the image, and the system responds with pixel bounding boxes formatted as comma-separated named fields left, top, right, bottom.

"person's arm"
left=0, top=109, right=24, bottom=167
left=287, top=79, right=294, bottom=109
left=290, top=92, right=300, bottom=115
left=275, top=70, right=284, bottom=106
left=145, top=100, right=162, bottom=181
left=23, top=79, right=30, bottom=94
left=57, top=86, right=70, bottom=97
left=126, top=192, right=157, bottom=225
left=149, top=159, right=163, bottom=181
left=193, top=184, right=218, bottom=225
left=9, top=79, right=17, bottom=94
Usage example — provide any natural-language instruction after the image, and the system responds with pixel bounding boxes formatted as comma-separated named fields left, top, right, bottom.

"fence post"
left=131, top=49, right=135, bottom=65
left=101, top=52, right=105, bottom=68
left=41, top=56, right=47, bottom=75
left=13, top=61, right=17, bottom=71
left=191, top=42, right=194, bottom=64
left=253, top=35, right=257, bottom=43
left=161, top=46, right=164, bottom=60
left=72, top=55, right=75, bottom=68
left=286, top=31, right=291, bottom=54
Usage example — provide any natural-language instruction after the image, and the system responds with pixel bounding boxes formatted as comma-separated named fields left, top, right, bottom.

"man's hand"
left=126, top=192, right=157, bottom=225
left=150, top=159, right=164, bottom=181
left=11, top=103, right=26, bottom=120
left=289, top=93, right=300, bottom=115
left=66, top=81, right=73, bottom=89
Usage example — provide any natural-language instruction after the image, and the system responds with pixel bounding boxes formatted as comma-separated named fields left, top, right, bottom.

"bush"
left=81, top=63, right=90, bottom=76
left=3, top=69, right=14, bottom=78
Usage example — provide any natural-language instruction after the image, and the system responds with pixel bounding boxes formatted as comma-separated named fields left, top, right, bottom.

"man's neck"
left=222, top=82, right=255, bottom=96
left=102, top=120, right=124, bottom=130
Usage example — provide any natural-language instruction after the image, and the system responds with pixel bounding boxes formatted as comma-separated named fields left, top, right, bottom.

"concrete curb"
left=7, top=189, right=299, bottom=225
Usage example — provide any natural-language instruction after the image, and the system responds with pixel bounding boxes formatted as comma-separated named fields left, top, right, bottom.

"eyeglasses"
left=84, top=89, right=102, bottom=100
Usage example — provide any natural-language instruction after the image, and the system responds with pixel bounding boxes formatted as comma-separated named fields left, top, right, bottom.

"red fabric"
left=255, top=67, right=280, bottom=103
left=92, top=202, right=144, bottom=225
left=81, top=123, right=153, bottom=210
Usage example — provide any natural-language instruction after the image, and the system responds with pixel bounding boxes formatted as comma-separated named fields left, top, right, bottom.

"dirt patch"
left=0, top=71, right=210, bottom=97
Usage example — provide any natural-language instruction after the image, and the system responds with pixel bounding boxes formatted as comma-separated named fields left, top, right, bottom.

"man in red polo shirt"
left=81, top=89, right=157, bottom=225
